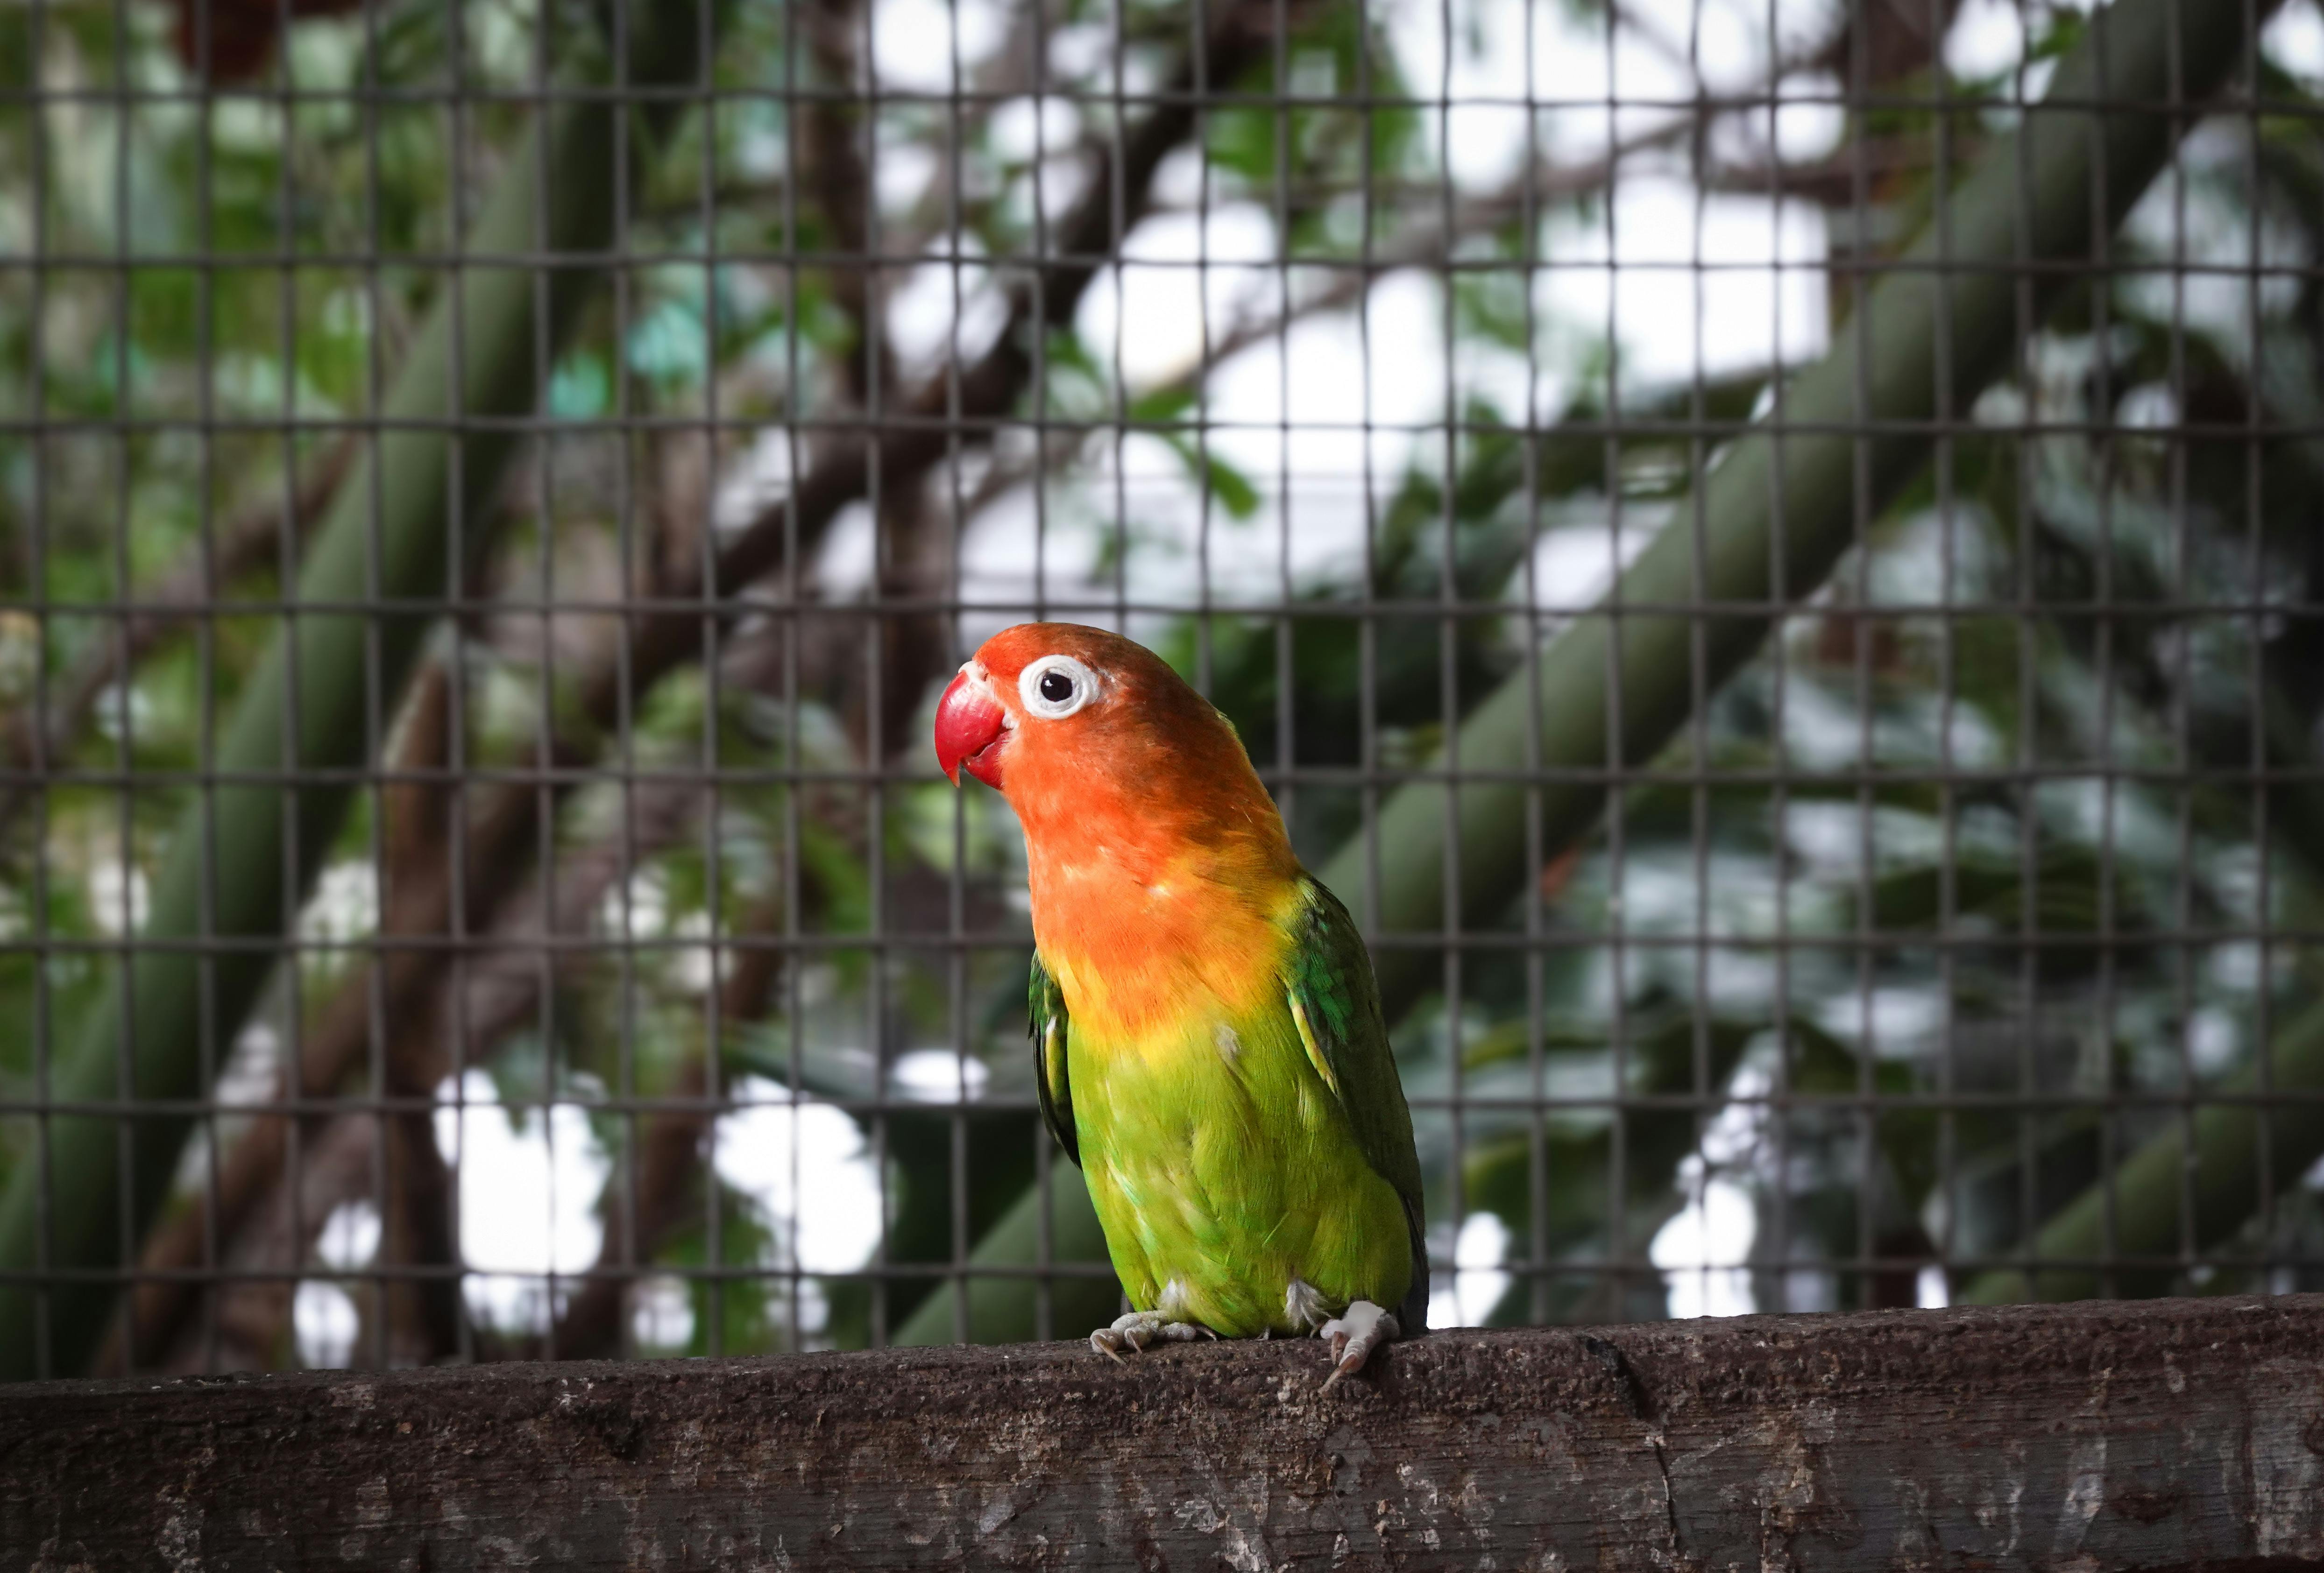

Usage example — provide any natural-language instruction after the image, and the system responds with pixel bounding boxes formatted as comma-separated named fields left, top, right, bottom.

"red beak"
left=934, top=669, right=1010, bottom=788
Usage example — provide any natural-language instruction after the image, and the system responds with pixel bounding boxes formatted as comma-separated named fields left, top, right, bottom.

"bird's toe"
left=1316, top=1299, right=1400, bottom=1391
left=1090, top=1310, right=1213, bottom=1360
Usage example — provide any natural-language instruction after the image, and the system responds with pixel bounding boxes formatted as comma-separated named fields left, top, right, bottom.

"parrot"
left=933, top=622, right=1427, bottom=1386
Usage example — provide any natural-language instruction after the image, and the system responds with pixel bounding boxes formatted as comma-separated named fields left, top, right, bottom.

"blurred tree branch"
left=102, top=656, right=467, bottom=1373
left=0, top=436, right=356, bottom=854
left=371, top=662, right=467, bottom=1369
left=1335, top=0, right=2279, bottom=1009
left=0, top=0, right=724, bottom=1382
left=542, top=886, right=794, bottom=1361
left=101, top=0, right=1280, bottom=1372
left=170, top=0, right=365, bottom=84
left=1956, top=297, right=2324, bottom=1306
left=1961, top=996, right=2324, bottom=1306
left=42, top=0, right=2280, bottom=1373
left=803, top=0, right=896, bottom=412
left=1818, top=0, right=1964, bottom=88
left=109, top=617, right=786, bottom=1370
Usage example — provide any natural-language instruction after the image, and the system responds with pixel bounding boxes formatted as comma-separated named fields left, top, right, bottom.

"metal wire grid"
left=0, top=0, right=2317, bottom=1381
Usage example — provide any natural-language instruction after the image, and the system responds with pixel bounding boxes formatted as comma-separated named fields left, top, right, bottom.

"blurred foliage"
left=3, top=0, right=2324, bottom=1373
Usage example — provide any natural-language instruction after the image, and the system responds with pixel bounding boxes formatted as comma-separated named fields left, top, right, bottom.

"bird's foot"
left=1090, top=1310, right=1217, bottom=1363
left=1316, top=1299, right=1400, bottom=1391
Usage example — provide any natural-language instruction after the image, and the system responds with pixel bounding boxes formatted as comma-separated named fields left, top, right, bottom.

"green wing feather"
left=1028, top=954, right=1077, bottom=1165
left=1283, top=876, right=1431, bottom=1332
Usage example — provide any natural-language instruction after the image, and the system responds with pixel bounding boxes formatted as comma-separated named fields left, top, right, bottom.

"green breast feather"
left=1031, top=876, right=1429, bottom=1336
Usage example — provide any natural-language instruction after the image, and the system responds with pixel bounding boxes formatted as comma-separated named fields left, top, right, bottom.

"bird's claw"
left=1090, top=1310, right=1215, bottom=1361
left=1316, top=1300, right=1399, bottom=1391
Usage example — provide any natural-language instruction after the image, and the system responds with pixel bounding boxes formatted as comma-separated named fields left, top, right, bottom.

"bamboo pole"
left=892, top=1162, right=1119, bottom=1348
left=1961, top=999, right=2324, bottom=1305
left=0, top=2, right=714, bottom=1381
left=1951, top=340, right=2324, bottom=1307
left=1321, top=0, right=2271, bottom=1006
left=899, top=0, right=2276, bottom=1347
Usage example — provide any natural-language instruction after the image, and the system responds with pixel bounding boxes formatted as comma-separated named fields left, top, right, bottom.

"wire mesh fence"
left=0, top=0, right=2320, bottom=1382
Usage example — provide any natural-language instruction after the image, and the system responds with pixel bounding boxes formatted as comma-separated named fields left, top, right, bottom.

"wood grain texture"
left=6, top=1296, right=2324, bottom=1569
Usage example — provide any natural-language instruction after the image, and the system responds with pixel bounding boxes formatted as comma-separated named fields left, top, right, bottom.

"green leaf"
left=1161, top=432, right=1261, bottom=520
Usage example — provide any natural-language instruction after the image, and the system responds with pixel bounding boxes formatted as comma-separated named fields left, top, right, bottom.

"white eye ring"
left=1019, top=654, right=1099, bottom=720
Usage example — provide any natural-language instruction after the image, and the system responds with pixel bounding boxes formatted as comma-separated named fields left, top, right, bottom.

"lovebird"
left=934, top=623, right=1427, bottom=1386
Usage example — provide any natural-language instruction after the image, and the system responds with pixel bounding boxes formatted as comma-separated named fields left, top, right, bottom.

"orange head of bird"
left=932, top=623, right=1291, bottom=867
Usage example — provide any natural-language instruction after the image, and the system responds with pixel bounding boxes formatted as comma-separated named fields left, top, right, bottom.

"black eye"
left=1019, top=653, right=1097, bottom=716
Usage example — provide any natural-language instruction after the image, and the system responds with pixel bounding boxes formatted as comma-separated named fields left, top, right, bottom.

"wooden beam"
left=6, top=1296, right=2324, bottom=1568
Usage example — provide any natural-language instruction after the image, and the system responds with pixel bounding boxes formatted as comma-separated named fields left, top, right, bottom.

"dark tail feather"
left=1398, top=1196, right=1430, bottom=1333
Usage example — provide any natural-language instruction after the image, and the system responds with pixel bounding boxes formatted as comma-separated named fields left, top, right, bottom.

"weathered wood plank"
left=5, top=1296, right=2323, bottom=1569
